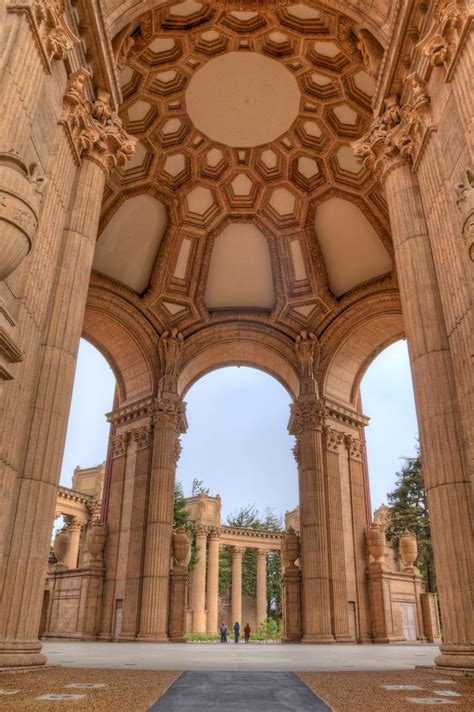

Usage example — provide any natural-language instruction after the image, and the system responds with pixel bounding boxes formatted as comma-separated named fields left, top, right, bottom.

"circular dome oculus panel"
left=186, top=52, right=300, bottom=147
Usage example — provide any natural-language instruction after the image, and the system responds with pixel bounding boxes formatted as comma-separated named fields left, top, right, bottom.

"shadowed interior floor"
left=147, top=672, right=331, bottom=711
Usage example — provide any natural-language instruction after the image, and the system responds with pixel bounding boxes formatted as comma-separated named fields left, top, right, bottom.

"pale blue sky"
left=61, top=338, right=418, bottom=519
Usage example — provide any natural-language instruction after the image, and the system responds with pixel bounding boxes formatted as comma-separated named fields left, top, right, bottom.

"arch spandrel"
left=178, top=325, right=300, bottom=401
left=320, top=296, right=405, bottom=407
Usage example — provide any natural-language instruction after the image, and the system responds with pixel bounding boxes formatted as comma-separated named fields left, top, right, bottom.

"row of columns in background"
left=192, top=526, right=268, bottom=633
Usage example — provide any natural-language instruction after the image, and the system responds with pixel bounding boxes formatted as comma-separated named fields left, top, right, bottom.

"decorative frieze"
left=352, top=74, right=433, bottom=182
left=7, top=0, right=79, bottom=72
left=417, top=0, right=471, bottom=80
left=107, top=396, right=154, bottom=427
left=61, top=69, right=135, bottom=173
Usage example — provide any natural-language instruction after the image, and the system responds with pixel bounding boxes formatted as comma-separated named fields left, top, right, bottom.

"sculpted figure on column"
left=295, top=330, right=319, bottom=380
left=160, top=329, right=185, bottom=377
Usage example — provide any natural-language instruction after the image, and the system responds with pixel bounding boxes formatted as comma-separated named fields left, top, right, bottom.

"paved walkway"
left=147, top=672, right=331, bottom=711
left=43, top=641, right=439, bottom=672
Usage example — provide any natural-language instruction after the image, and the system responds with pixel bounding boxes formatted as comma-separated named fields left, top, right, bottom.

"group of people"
left=219, top=621, right=251, bottom=644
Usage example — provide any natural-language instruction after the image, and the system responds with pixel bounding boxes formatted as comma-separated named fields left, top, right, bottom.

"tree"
left=191, top=478, right=209, bottom=496
left=219, top=505, right=283, bottom=619
left=174, top=480, right=198, bottom=570
left=385, top=448, right=436, bottom=592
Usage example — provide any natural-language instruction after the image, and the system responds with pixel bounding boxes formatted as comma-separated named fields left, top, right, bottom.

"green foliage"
left=191, top=478, right=209, bottom=496
left=219, top=505, right=283, bottom=618
left=254, top=618, right=282, bottom=640
left=173, top=481, right=198, bottom=570
left=186, top=632, right=220, bottom=642
left=386, top=448, right=436, bottom=592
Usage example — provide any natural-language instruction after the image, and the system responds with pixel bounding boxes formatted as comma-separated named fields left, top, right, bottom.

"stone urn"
left=282, top=527, right=300, bottom=569
left=367, top=523, right=386, bottom=562
left=399, top=530, right=418, bottom=569
left=53, top=528, right=70, bottom=569
left=86, top=520, right=107, bottom=562
left=172, top=527, right=191, bottom=568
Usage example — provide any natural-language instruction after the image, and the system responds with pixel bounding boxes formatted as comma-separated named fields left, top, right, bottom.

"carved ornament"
left=323, top=425, right=344, bottom=453
left=159, top=328, right=184, bottom=377
left=352, top=74, right=432, bottom=182
left=417, top=0, right=471, bottom=79
left=111, top=431, right=129, bottom=458
left=455, top=167, right=474, bottom=262
left=153, top=396, right=187, bottom=433
left=133, top=424, right=153, bottom=450
left=344, top=434, right=363, bottom=461
left=289, top=398, right=326, bottom=435
left=61, top=69, right=136, bottom=174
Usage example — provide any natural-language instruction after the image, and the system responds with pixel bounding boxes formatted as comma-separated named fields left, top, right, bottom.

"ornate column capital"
left=153, top=396, right=187, bottom=434
left=132, top=424, right=153, bottom=450
left=195, top=524, right=208, bottom=538
left=61, top=70, right=136, bottom=174
left=289, top=397, right=326, bottom=435
left=209, top=526, right=221, bottom=539
left=7, top=0, right=80, bottom=72
left=344, top=434, right=363, bottom=462
left=417, top=0, right=471, bottom=79
left=63, top=514, right=81, bottom=532
left=352, top=74, right=432, bottom=182
left=323, top=425, right=344, bottom=453
left=111, top=431, right=129, bottom=458
left=232, top=546, right=245, bottom=557
left=256, top=548, right=267, bottom=559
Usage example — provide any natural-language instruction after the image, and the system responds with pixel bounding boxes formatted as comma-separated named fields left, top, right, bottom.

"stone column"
left=322, top=426, right=351, bottom=642
left=192, top=525, right=208, bottom=633
left=353, top=113, right=474, bottom=668
left=63, top=517, right=81, bottom=570
left=0, top=2, right=78, bottom=279
left=0, top=76, right=135, bottom=667
left=345, top=434, right=371, bottom=643
left=138, top=394, right=186, bottom=641
left=256, top=549, right=267, bottom=628
left=289, top=331, right=333, bottom=643
left=206, top=528, right=220, bottom=633
left=231, top=546, right=244, bottom=625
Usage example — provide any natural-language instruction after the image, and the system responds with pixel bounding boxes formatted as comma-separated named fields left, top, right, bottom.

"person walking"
left=219, top=622, right=228, bottom=643
left=233, top=621, right=240, bottom=644
left=244, top=622, right=251, bottom=643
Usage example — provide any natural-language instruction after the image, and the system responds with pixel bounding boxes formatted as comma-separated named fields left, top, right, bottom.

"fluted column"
left=206, top=528, right=220, bottom=633
left=256, top=549, right=267, bottom=628
left=322, top=426, right=351, bottom=641
left=353, top=110, right=473, bottom=668
left=0, top=3, right=79, bottom=278
left=0, top=77, right=135, bottom=666
left=192, top=525, right=208, bottom=632
left=231, top=546, right=244, bottom=625
left=138, top=395, right=186, bottom=641
left=63, top=517, right=81, bottom=570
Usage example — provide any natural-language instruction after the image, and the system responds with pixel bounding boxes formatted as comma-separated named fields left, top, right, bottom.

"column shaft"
left=63, top=519, right=81, bottom=570
left=0, top=157, right=106, bottom=667
left=206, top=530, right=220, bottom=633
left=231, top=547, right=244, bottom=625
left=192, top=527, right=208, bottom=633
left=385, top=161, right=473, bottom=668
left=256, top=549, right=267, bottom=628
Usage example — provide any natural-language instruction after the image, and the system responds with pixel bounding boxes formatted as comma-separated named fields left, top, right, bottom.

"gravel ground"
left=0, top=667, right=179, bottom=711
left=299, top=669, right=474, bottom=711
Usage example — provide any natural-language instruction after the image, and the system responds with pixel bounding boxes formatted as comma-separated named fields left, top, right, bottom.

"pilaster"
left=231, top=546, right=244, bottom=626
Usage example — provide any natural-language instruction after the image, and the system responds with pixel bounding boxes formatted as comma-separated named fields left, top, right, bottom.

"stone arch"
left=106, top=0, right=391, bottom=47
left=83, top=289, right=158, bottom=403
left=320, top=294, right=405, bottom=407
left=178, top=324, right=299, bottom=401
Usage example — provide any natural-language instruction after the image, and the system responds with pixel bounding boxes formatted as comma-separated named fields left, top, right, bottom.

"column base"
left=335, top=635, right=357, bottom=643
left=302, top=634, right=335, bottom=644
left=283, top=636, right=302, bottom=644
left=0, top=640, right=46, bottom=667
left=435, top=644, right=474, bottom=670
left=135, top=634, right=169, bottom=642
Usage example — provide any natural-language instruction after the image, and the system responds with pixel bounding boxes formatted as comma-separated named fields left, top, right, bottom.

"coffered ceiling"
left=94, top=1, right=395, bottom=338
